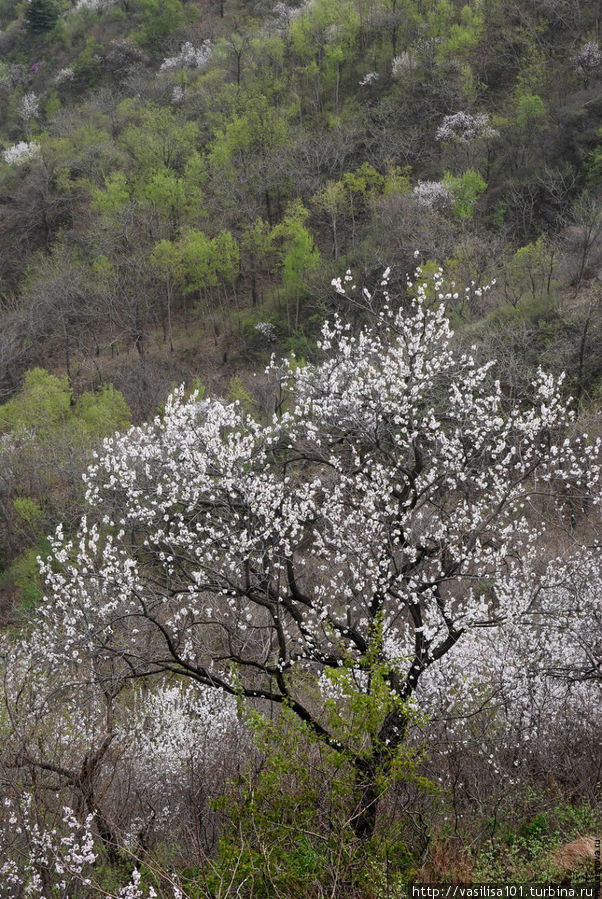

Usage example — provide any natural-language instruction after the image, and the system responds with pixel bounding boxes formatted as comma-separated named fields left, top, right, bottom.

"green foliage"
left=209, top=93, right=290, bottom=179
left=0, top=368, right=131, bottom=444
left=382, top=163, right=412, bottom=197
left=149, top=238, right=184, bottom=282
left=313, top=179, right=347, bottom=217
left=25, top=0, right=58, bottom=33
left=0, top=368, right=72, bottom=438
left=74, top=37, right=104, bottom=85
left=44, top=91, right=61, bottom=117
left=241, top=217, right=273, bottom=259
left=208, top=679, right=425, bottom=899
left=212, top=231, right=240, bottom=283
left=289, top=0, right=361, bottom=83
left=272, top=200, right=320, bottom=298
left=74, top=385, right=131, bottom=437
left=515, top=92, right=547, bottom=134
left=328, top=160, right=392, bottom=250
left=0, top=371, right=131, bottom=611
left=227, top=374, right=256, bottom=415
left=440, top=3, right=483, bottom=58
left=117, top=104, right=199, bottom=175
left=91, top=172, right=131, bottom=216
left=443, top=169, right=487, bottom=219
left=284, top=330, right=320, bottom=359
left=342, top=162, right=385, bottom=198
left=12, top=497, right=45, bottom=532
left=504, top=236, right=555, bottom=303
left=133, top=0, right=186, bottom=50
left=141, top=167, right=188, bottom=216
left=138, top=165, right=203, bottom=224
left=2, top=543, right=49, bottom=614
left=583, top=129, right=602, bottom=187
left=204, top=619, right=431, bottom=897
left=515, top=46, right=548, bottom=96
left=94, top=125, right=204, bottom=226
left=210, top=718, right=339, bottom=898
left=42, top=124, right=121, bottom=188
left=180, top=228, right=240, bottom=292
left=473, top=800, right=602, bottom=883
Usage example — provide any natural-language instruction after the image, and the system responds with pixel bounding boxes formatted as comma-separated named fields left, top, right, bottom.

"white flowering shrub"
left=132, top=684, right=237, bottom=770
left=118, top=682, right=240, bottom=829
left=2, top=141, right=41, bottom=165
left=359, top=71, right=379, bottom=86
left=417, top=548, right=602, bottom=825
left=412, top=179, right=452, bottom=208
left=436, top=110, right=498, bottom=143
left=0, top=63, right=27, bottom=89
left=35, top=266, right=600, bottom=837
left=160, top=41, right=213, bottom=72
left=423, top=549, right=602, bottom=721
left=391, top=52, right=414, bottom=77
left=171, top=85, right=185, bottom=105
left=0, top=798, right=96, bottom=898
left=0, top=617, right=243, bottom=878
left=0, top=631, right=118, bottom=776
left=0, top=795, right=187, bottom=896
left=19, top=91, right=39, bottom=125
left=271, top=1, right=306, bottom=25
left=573, top=41, right=602, bottom=77
left=55, top=66, right=75, bottom=83
left=254, top=321, right=277, bottom=341
left=73, top=0, right=117, bottom=11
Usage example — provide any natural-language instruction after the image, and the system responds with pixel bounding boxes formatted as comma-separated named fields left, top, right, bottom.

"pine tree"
left=25, top=0, right=58, bottom=34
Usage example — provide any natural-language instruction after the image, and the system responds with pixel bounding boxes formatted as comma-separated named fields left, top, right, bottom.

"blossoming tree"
left=39, top=269, right=601, bottom=838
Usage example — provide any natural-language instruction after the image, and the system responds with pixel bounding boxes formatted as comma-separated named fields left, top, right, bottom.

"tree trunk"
left=63, top=320, right=72, bottom=390
left=167, top=282, right=174, bottom=352
left=265, top=190, right=273, bottom=226
left=251, top=262, right=258, bottom=306
left=351, top=707, right=409, bottom=840
left=575, top=304, right=592, bottom=409
left=353, top=757, right=382, bottom=839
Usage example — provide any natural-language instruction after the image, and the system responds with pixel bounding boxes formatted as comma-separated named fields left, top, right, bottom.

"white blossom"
left=412, top=179, right=451, bottom=208
left=272, top=1, right=306, bottom=24
left=254, top=321, right=277, bottom=341
left=3, top=265, right=597, bottom=852
left=55, top=66, right=75, bottom=83
left=73, top=0, right=117, bottom=10
left=0, top=801, right=97, bottom=898
left=2, top=141, right=41, bottom=165
left=359, top=71, right=379, bottom=86
left=160, top=41, right=213, bottom=72
left=391, top=52, right=415, bottom=77
left=171, top=85, right=185, bottom=105
left=573, top=41, right=602, bottom=77
left=121, top=682, right=239, bottom=794
left=19, top=92, right=39, bottom=124
left=33, top=267, right=600, bottom=747
left=436, top=110, right=498, bottom=143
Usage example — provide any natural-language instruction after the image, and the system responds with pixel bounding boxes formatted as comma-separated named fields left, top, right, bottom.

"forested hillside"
left=0, top=0, right=601, bottom=895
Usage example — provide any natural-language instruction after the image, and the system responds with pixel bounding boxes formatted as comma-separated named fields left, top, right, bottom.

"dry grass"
left=552, top=835, right=601, bottom=875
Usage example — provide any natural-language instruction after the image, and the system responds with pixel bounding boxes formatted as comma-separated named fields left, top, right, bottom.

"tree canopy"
left=32, top=271, right=601, bottom=846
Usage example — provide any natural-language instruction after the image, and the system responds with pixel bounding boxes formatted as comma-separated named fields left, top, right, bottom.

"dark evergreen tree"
left=25, top=0, right=58, bottom=33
